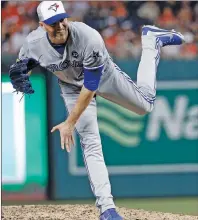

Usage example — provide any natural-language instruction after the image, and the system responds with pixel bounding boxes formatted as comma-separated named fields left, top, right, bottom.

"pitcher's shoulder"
left=70, top=21, right=93, bottom=31
left=70, top=21, right=99, bottom=36
left=69, top=21, right=102, bottom=42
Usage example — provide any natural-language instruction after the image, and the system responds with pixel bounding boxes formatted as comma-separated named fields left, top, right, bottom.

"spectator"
left=137, top=1, right=160, bottom=23
left=1, top=1, right=197, bottom=59
left=158, top=7, right=177, bottom=28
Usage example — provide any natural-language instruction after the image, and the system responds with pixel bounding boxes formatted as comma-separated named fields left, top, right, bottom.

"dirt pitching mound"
left=2, top=204, right=198, bottom=220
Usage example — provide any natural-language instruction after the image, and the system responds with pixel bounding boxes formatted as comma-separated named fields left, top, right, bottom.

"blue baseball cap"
left=37, top=1, right=70, bottom=25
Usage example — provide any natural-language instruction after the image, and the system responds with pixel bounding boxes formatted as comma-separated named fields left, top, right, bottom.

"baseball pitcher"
left=9, top=1, right=185, bottom=219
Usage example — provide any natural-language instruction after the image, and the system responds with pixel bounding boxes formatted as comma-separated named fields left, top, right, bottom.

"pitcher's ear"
left=39, top=22, right=46, bottom=31
left=39, top=21, right=44, bottom=27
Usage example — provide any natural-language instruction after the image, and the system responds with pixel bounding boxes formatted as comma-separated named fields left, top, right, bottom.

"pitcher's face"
left=40, top=18, right=69, bottom=44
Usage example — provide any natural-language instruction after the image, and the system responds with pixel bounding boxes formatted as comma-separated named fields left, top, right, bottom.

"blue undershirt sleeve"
left=83, top=65, right=104, bottom=91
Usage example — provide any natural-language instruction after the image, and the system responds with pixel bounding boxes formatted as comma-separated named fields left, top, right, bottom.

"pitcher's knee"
left=138, top=103, right=154, bottom=115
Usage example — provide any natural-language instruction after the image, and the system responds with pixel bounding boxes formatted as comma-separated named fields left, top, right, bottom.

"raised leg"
left=97, top=26, right=185, bottom=115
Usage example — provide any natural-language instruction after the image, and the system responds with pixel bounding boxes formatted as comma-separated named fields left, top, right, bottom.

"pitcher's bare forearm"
left=66, top=86, right=96, bottom=125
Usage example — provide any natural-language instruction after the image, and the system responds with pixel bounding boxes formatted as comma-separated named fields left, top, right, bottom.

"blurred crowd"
left=2, top=1, right=198, bottom=59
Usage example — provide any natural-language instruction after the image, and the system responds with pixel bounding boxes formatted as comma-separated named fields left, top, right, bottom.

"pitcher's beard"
left=53, top=32, right=67, bottom=44
left=57, top=33, right=66, bottom=41
left=53, top=28, right=67, bottom=43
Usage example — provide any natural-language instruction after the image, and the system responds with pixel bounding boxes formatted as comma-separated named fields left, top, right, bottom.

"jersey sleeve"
left=18, top=39, right=35, bottom=75
left=83, top=30, right=105, bottom=91
left=18, top=39, right=30, bottom=60
left=83, top=30, right=105, bottom=69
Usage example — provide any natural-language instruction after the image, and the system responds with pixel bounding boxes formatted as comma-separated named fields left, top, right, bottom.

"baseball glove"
left=9, top=58, right=39, bottom=95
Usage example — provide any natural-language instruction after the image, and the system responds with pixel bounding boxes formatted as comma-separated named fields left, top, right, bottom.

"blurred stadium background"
left=2, top=0, right=198, bottom=216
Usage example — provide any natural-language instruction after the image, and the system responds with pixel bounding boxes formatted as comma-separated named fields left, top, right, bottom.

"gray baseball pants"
left=59, top=35, right=161, bottom=214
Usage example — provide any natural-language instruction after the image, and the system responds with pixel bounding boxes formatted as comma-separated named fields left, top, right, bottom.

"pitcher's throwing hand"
left=51, top=121, right=75, bottom=152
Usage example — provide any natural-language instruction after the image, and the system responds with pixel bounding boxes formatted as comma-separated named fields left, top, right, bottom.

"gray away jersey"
left=19, top=22, right=115, bottom=88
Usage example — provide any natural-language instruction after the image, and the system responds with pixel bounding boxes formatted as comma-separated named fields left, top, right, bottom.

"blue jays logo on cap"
left=48, top=3, right=59, bottom=12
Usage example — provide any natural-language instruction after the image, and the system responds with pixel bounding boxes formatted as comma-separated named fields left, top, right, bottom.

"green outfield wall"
left=2, top=74, right=48, bottom=200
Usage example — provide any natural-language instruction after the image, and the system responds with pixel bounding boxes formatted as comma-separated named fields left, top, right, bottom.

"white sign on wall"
left=2, top=83, right=26, bottom=184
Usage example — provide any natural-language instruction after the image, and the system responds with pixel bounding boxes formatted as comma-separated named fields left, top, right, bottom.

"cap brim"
left=43, top=13, right=70, bottom=25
